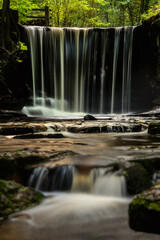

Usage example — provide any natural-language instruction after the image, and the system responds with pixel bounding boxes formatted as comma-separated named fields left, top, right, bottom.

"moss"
left=0, top=179, right=44, bottom=220
left=129, top=195, right=160, bottom=234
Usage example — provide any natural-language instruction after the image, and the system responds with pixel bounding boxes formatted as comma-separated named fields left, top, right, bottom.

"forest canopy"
left=0, top=0, right=160, bottom=27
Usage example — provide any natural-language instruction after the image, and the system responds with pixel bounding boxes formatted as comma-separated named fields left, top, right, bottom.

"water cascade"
left=28, top=165, right=127, bottom=197
left=24, top=26, right=135, bottom=116
left=111, top=27, right=122, bottom=114
left=122, top=27, right=135, bottom=113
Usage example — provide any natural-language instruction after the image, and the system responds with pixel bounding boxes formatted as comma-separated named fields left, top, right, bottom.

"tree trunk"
left=144, top=0, right=150, bottom=12
left=128, top=5, right=134, bottom=26
left=140, top=0, right=150, bottom=15
left=1, top=0, right=12, bottom=51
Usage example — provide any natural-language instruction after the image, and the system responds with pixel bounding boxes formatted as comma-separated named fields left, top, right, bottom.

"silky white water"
left=23, top=26, right=135, bottom=116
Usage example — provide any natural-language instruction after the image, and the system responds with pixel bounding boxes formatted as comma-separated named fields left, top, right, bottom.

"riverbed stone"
left=148, top=122, right=160, bottom=135
left=67, top=125, right=101, bottom=133
left=129, top=184, right=160, bottom=234
left=14, top=133, right=65, bottom=139
left=84, top=114, right=97, bottom=121
left=0, top=126, right=34, bottom=135
left=0, top=124, right=48, bottom=135
left=0, top=179, right=44, bottom=220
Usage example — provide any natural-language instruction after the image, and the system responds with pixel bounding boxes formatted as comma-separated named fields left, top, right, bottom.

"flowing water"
left=23, top=26, right=135, bottom=116
left=28, top=165, right=127, bottom=197
left=1, top=128, right=160, bottom=239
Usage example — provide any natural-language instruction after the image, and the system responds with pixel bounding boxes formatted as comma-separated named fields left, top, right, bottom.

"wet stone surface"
left=0, top=115, right=160, bottom=239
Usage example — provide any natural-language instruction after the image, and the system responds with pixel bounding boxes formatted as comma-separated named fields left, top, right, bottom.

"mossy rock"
left=0, top=179, right=44, bottom=220
left=136, top=158, right=160, bottom=174
left=124, top=163, right=152, bottom=194
left=148, top=122, right=160, bottom=135
left=129, top=184, right=160, bottom=234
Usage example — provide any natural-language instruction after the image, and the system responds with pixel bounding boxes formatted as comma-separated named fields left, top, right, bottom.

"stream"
left=0, top=123, right=160, bottom=239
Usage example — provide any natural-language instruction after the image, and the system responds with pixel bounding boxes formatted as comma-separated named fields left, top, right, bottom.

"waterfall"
left=111, top=27, right=122, bottom=114
left=24, top=26, right=135, bottom=116
left=100, top=31, right=108, bottom=114
left=28, top=165, right=127, bottom=197
left=122, top=27, right=135, bottom=113
left=28, top=165, right=74, bottom=191
left=111, top=26, right=134, bottom=114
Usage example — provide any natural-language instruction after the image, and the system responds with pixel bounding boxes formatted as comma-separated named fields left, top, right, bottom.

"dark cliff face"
left=131, top=25, right=159, bottom=112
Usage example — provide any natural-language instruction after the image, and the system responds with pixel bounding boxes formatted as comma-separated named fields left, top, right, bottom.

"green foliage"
left=10, top=0, right=39, bottom=23
left=142, top=0, right=160, bottom=21
left=18, top=41, right=28, bottom=51
left=0, top=179, right=44, bottom=219
left=3, top=0, right=160, bottom=27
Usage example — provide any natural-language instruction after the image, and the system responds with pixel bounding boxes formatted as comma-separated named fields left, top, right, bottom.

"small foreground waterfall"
left=23, top=26, right=135, bottom=116
left=28, top=165, right=127, bottom=197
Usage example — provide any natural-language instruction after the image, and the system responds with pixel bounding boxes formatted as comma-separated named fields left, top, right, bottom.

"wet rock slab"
left=14, top=133, right=65, bottom=139
left=0, top=150, right=74, bottom=181
left=0, top=124, right=47, bottom=135
left=129, top=184, right=160, bottom=234
left=66, top=123, right=143, bottom=133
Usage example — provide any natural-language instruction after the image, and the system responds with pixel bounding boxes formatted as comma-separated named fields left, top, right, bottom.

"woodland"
left=1, top=0, right=160, bottom=28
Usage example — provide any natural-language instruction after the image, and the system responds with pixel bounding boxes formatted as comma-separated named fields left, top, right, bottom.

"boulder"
left=124, top=163, right=152, bottom=194
left=129, top=184, right=160, bottom=234
left=84, top=114, right=97, bottom=121
left=0, top=179, right=44, bottom=220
